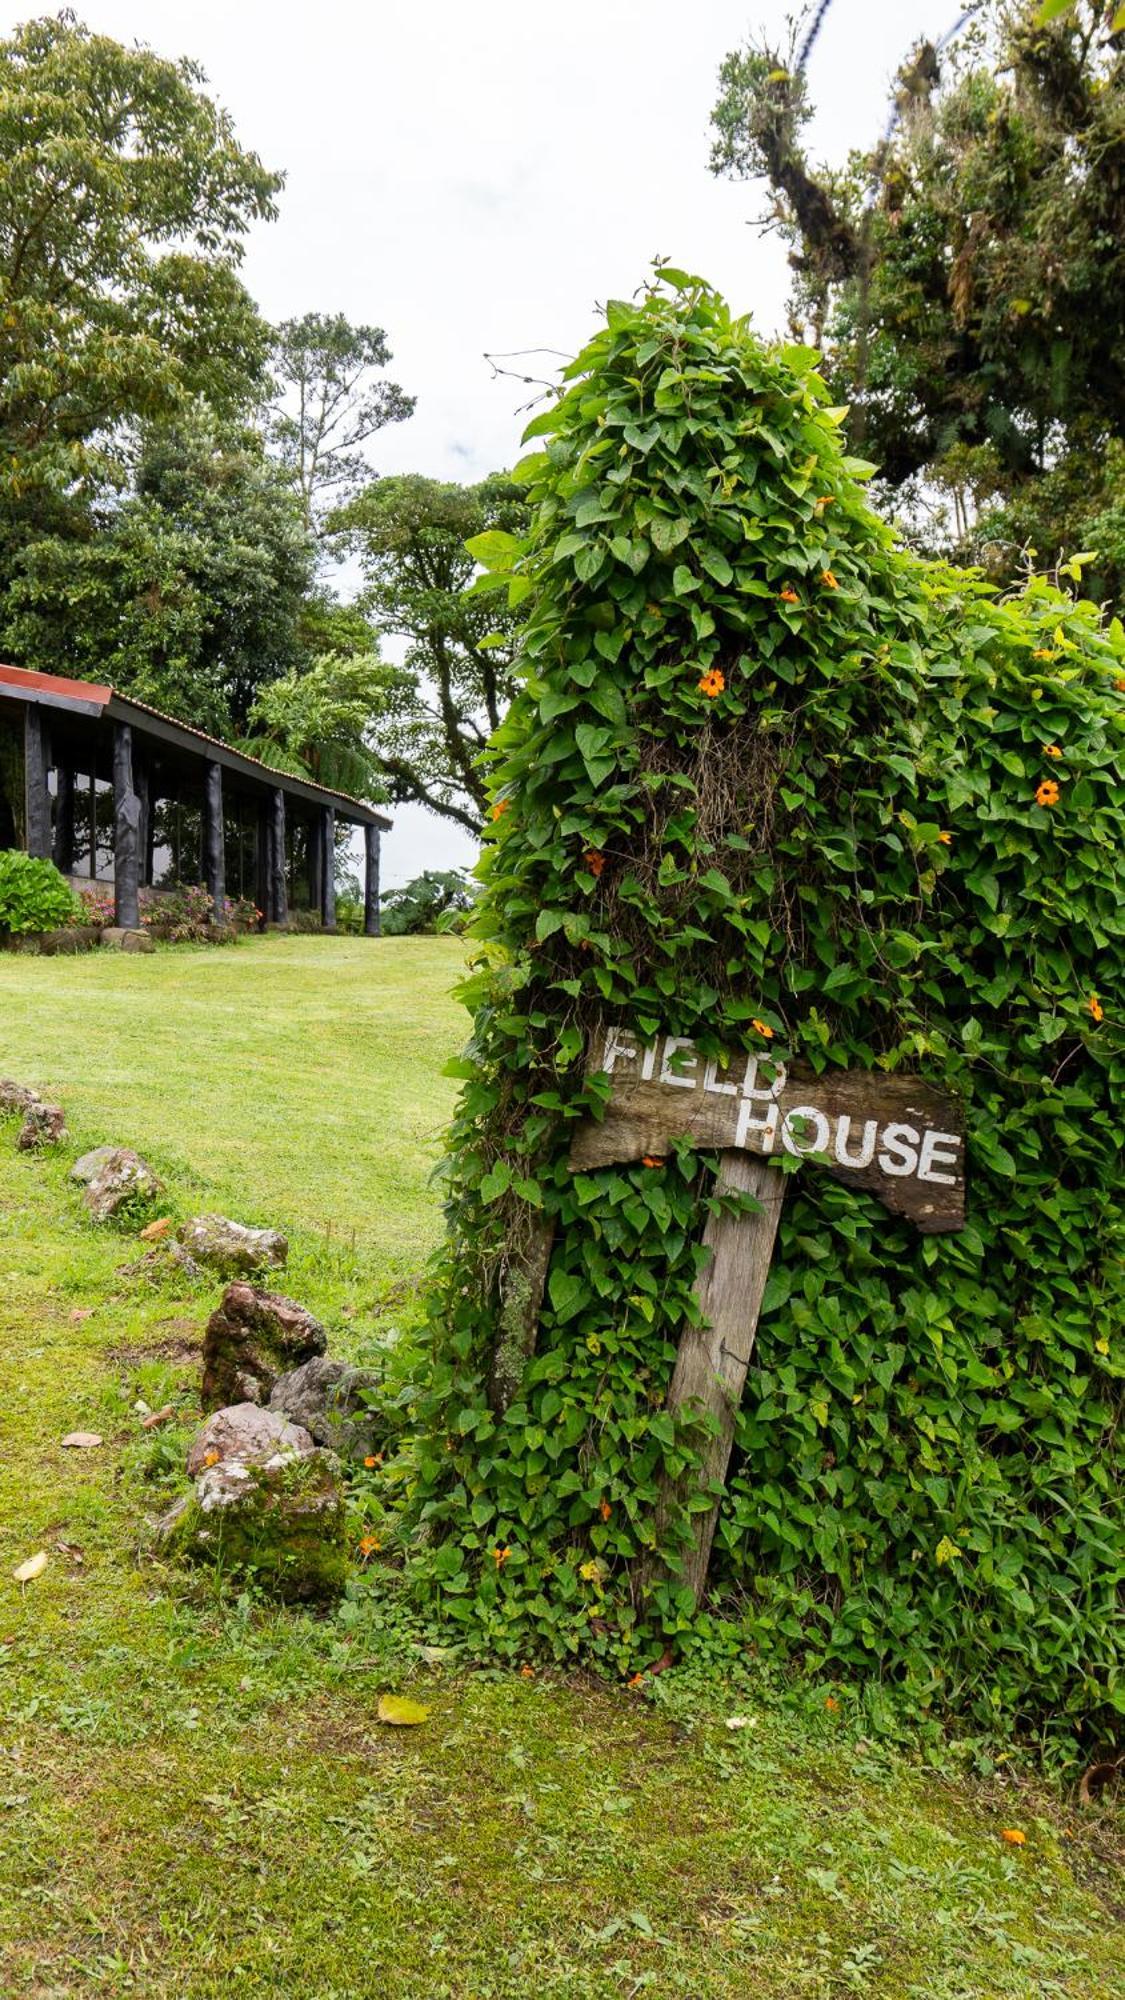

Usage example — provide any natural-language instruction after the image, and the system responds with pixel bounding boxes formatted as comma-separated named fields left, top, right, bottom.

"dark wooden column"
left=203, top=760, right=225, bottom=919
left=270, top=787, right=288, bottom=927
left=134, top=761, right=151, bottom=886
left=112, top=722, right=141, bottom=929
left=255, top=796, right=270, bottom=927
left=308, top=812, right=322, bottom=914
left=364, top=824, right=381, bottom=937
left=320, top=806, right=336, bottom=933
left=24, top=705, right=51, bottom=859
left=52, top=766, right=74, bottom=875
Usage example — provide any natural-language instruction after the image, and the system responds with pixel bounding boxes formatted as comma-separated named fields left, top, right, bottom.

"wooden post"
left=320, top=806, right=336, bottom=932
left=308, top=812, right=322, bottom=915
left=651, top=1153, right=784, bottom=1604
left=255, top=796, right=270, bottom=928
left=203, top=760, right=225, bottom=919
left=24, top=705, right=51, bottom=859
left=135, top=760, right=152, bottom=886
left=112, top=722, right=141, bottom=930
left=270, top=787, right=288, bottom=927
left=52, top=766, right=74, bottom=875
left=364, top=823, right=381, bottom=937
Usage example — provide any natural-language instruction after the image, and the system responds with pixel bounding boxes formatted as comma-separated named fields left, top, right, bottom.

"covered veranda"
left=0, top=664, right=389, bottom=932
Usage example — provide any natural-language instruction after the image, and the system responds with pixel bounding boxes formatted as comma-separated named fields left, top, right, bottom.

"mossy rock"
left=165, top=1447, right=348, bottom=1604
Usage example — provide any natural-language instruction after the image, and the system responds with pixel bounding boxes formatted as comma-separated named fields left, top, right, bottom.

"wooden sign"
left=569, top=1026, right=965, bottom=1234
left=564, top=1024, right=968, bottom=1605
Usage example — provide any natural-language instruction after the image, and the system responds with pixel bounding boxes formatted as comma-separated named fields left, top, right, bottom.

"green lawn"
left=0, top=937, right=1121, bottom=1999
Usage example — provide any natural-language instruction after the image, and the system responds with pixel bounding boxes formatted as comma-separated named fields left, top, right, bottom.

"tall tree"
left=269, top=313, right=415, bottom=531
left=245, top=647, right=397, bottom=801
left=0, top=12, right=280, bottom=572
left=331, top=474, right=527, bottom=831
left=4, top=411, right=314, bottom=735
left=709, top=1, right=1125, bottom=591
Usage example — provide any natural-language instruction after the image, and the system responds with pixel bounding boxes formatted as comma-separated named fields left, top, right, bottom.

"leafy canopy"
left=709, top=2, right=1125, bottom=591
left=269, top=312, right=415, bottom=533
left=4, top=411, right=315, bottom=736
left=0, top=11, right=279, bottom=565
left=404, top=274, right=1125, bottom=1764
left=332, top=473, right=527, bottom=830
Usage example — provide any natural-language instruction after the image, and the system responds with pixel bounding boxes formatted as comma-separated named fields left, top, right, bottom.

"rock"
left=0, top=1079, right=41, bottom=1118
left=17, top=1102, right=68, bottom=1150
left=81, top=1147, right=163, bottom=1223
left=5, top=924, right=102, bottom=957
left=60, top=1431, right=103, bottom=1449
left=70, top=1146, right=119, bottom=1185
left=163, top=1446, right=347, bottom=1603
left=119, top=1241, right=203, bottom=1284
left=100, top=926, right=156, bottom=954
left=269, top=1355, right=389, bottom=1463
left=186, top=1402, right=314, bottom=1477
left=177, top=1215, right=288, bottom=1278
left=200, top=1283, right=326, bottom=1410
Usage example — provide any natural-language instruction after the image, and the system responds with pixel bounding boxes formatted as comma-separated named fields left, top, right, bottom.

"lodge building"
left=0, top=663, right=390, bottom=933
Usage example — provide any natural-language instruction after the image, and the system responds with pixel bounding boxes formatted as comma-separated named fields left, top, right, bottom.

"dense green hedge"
left=403, top=275, right=1124, bottom=1760
left=0, top=850, right=79, bottom=935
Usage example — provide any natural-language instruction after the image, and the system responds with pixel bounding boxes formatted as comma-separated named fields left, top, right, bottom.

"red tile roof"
left=0, top=662, right=389, bottom=826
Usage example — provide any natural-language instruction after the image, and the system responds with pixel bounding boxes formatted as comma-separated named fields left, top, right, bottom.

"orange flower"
left=492, top=1545, right=511, bottom=1568
left=1089, top=993, right=1104, bottom=1023
left=583, top=849, right=605, bottom=877
left=697, top=668, right=725, bottom=698
left=599, top=1499, right=612, bottom=1521
left=1036, top=779, right=1060, bottom=807
left=363, top=1454, right=383, bottom=1469
left=814, top=495, right=835, bottom=509
left=821, top=569, right=838, bottom=589
left=1032, top=648, right=1056, bottom=661
left=937, top=831, right=952, bottom=845
left=1116, top=676, right=1125, bottom=692
left=751, top=1018, right=774, bottom=1039
left=1000, top=1828, right=1026, bottom=1846
left=491, top=798, right=509, bottom=821
left=627, top=1671, right=645, bottom=1688
left=1043, top=744, right=1063, bottom=759
left=357, top=1534, right=381, bottom=1556
left=824, top=1695, right=840, bottom=1712
left=202, top=1449, right=220, bottom=1468
left=642, top=1155, right=665, bottom=1168
left=779, top=586, right=800, bottom=605
left=519, top=1663, right=535, bottom=1679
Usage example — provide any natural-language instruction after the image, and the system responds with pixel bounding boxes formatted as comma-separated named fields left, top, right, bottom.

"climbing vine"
left=402, top=274, right=1125, bottom=1760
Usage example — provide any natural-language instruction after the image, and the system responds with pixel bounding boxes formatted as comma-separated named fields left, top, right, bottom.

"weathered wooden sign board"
left=569, top=1025, right=965, bottom=1234
left=564, top=1024, right=967, bottom=1601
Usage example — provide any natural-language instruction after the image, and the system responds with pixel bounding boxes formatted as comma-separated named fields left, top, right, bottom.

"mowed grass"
left=0, top=938, right=1121, bottom=2000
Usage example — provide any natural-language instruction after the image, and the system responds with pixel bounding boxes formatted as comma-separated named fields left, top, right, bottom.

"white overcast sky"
left=56, top=0, right=966, bottom=885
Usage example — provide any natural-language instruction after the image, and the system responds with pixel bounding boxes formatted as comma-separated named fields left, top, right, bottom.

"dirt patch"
left=105, top=1320, right=201, bottom=1366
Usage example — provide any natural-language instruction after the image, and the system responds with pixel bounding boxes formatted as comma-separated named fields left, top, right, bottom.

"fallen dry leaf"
left=60, top=1432, right=103, bottom=1450
left=139, top=1217, right=173, bottom=1241
left=140, top=1404, right=174, bottom=1430
left=377, top=1693, right=430, bottom=1727
left=68, top=1308, right=93, bottom=1325
left=12, top=1553, right=48, bottom=1584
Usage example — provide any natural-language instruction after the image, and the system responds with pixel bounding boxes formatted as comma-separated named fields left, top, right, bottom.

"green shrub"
left=404, top=275, right=1125, bottom=1763
left=381, top=870, right=477, bottom=936
left=0, top=850, right=80, bottom=935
